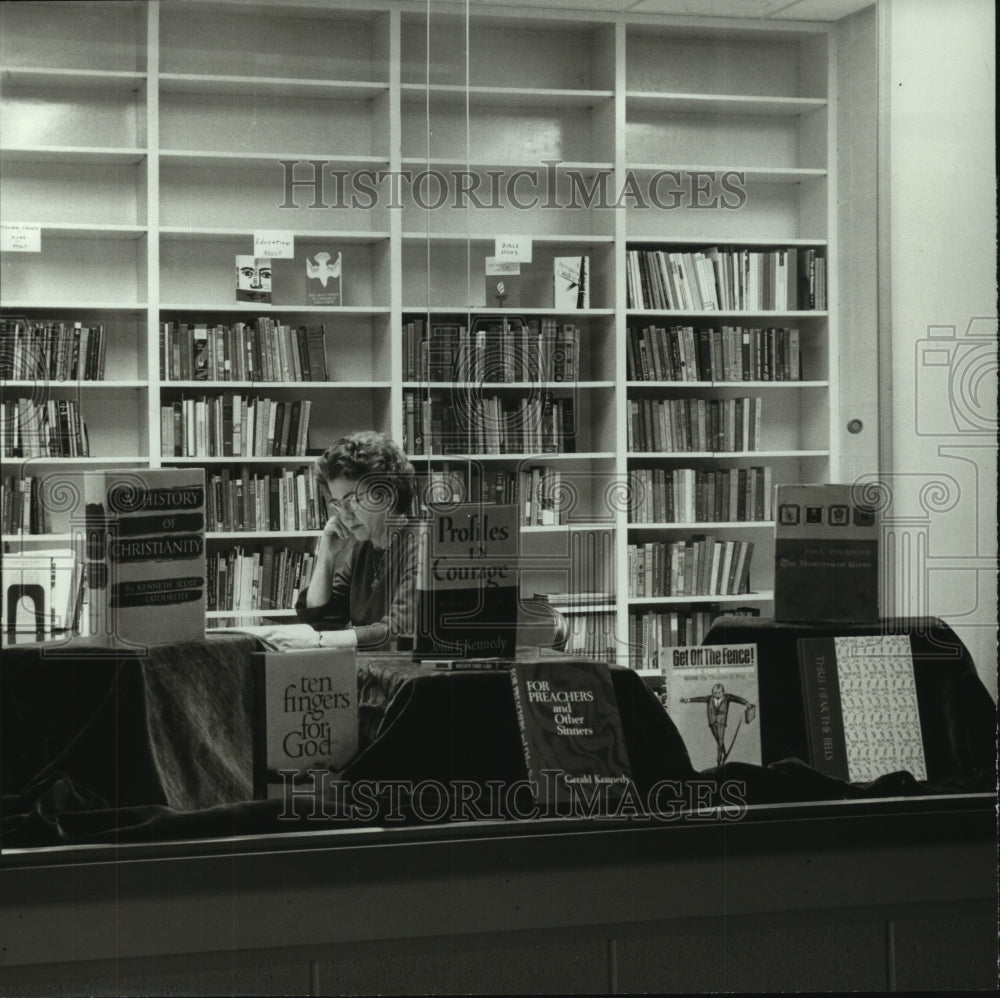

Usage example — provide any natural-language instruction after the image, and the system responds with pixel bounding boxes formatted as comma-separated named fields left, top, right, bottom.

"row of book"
left=627, top=607, right=761, bottom=669
left=628, top=537, right=754, bottom=598
left=627, top=396, right=762, bottom=453
left=159, top=319, right=329, bottom=382
left=417, top=465, right=570, bottom=526
left=1, top=319, right=109, bottom=382
left=160, top=396, right=312, bottom=458
left=404, top=390, right=576, bottom=455
left=403, top=317, right=580, bottom=383
left=628, top=466, right=774, bottom=524
left=626, top=246, right=827, bottom=311
left=207, top=545, right=316, bottom=612
left=626, top=325, right=802, bottom=382
left=1, top=475, right=53, bottom=535
left=2, top=399, right=90, bottom=458
left=564, top=611, right=617, bottom=663
left=206, top=466, right=329, bottom=533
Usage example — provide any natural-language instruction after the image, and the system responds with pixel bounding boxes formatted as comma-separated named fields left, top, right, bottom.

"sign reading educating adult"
left=415, top=503, right=520, bottom=660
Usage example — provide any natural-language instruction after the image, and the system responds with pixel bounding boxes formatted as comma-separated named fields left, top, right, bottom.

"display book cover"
left=271, top=250, right=343, bottom=306
left=654, top=644, right=761, bottom=770
left=773, top=483, right=879, bottom=623
left=797, top=633, right=927, bottom=784
left=484, top=257, right=521, bottom=308
left=509, top=659, right=632, bottom=806
left=78, top=467, right=207, bottom=648
left=553, top=256, right=589, bottom=309
left=251, top=647, right=358, bottom=799
left=414, top=502, right=519, bottom=662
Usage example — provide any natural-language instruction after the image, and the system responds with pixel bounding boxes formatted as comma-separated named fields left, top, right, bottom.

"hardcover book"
left=797, top=634, right=927, bottom=783
left=662, top=644, right=760, bottom=769
left=509, top=659, right=632, bottom=806
left=235, top=256, right=272, bottom=303
left=251, top=646, right=358, bottom=799
left=553, top=256, right=590, bottom=309
left=773, top=483, right=879, bottom=623
left=485, top=258, right=521, bottom=308
left=1, top=550, right=80, bottom=645
left=78, top=468, right=207, bottom=648
left=414, top=503, right=519, bottom=660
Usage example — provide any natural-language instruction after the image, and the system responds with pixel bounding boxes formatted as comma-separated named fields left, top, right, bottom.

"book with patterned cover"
left=797, top=633, right=927, bottom=783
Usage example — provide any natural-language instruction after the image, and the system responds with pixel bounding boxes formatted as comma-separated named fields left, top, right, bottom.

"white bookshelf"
left=0, top=0, right=846, bottom=657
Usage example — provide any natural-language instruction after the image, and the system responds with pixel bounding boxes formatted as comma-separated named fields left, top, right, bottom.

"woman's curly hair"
left=315, top=431, right=415, bottom=515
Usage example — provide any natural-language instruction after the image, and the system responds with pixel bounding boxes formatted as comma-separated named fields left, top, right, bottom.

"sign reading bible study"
left=415, top=503, right=519, bottom=660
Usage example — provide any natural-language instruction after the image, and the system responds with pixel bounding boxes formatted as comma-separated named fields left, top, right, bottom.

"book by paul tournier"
left=773, top=483, right=879, bottom=623
left=510, top=659, right=632, bottom=806
left=663, top=644, right=760, bottom=769
left=251, top=647, right=358, bottom=799
left=414, top=503, right=519, bottom=660
left=79, top=467, right=206, bottom=648
left=797, top=634, right=926, bottom=783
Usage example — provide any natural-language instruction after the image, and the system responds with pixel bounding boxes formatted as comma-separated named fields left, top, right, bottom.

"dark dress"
left=295, top=530, right=420, bottom=650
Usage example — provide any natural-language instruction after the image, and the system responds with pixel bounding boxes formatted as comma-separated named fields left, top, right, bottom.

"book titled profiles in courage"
left=251, top=647, right=358, bottom=799
left=510, top=659, right=632, bottom=806
left=415, top=503, right=519, bottom=660
left=79, top=468, right=206, bottom=648
left=773, top=483, right=879, bottom=623
left=798, top=634, right=926, bottom=783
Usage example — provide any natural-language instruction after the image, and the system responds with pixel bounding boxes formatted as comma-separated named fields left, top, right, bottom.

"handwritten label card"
left=494, top=236, right=532, bottom=263
left=254, top=231, right=294, bottom=259
left=1, top=224, right=42, bottom=253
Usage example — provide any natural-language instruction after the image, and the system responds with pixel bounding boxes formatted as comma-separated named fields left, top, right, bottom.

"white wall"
left=884, top=0, right=997, bottom=696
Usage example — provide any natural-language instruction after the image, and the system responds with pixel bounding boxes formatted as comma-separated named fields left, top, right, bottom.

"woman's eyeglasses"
left=328, top=491, right=359, bottom=513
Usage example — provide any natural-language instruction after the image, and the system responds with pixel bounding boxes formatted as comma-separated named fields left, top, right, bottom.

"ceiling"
left=409, top=0, right=874, bottom=21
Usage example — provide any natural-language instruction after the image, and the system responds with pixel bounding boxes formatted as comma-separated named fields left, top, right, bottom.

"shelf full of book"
left=0, top=1, right=848, bottom=664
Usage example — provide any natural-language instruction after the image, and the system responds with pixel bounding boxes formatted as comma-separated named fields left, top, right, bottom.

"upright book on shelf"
left=79, top=468, right=207, bottom=648
left=553, top=256, right=589, bottom=309
left=1, top=550, right=81, bottom=645
left=797, top=634, right=927, bottom=783
left=663, top=644, right=760, bottom=769
left=414, top=503, right=519, bottom=661
left=251, top=646, right=359, bottom=799
left=509, top=658, right=632, bottom=807
left=774, top=484, right=879, bottom=623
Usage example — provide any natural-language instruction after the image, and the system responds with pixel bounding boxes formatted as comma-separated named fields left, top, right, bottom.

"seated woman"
left=295, top=430, right=421, bottom=650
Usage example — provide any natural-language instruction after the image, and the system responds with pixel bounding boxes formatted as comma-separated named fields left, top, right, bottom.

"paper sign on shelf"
left=494, top=235, right=532, bottom=263
left=254, top=231, right=294, bottom=259
left=1, top=224, right=42, bottom=253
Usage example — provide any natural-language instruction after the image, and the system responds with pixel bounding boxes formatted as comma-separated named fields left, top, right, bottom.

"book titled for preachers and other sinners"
left=484, top=258, right=521, bottom=308
left=774, top=483, right=879, bottom=623
left=798, top=634, right=927, bottom=783
left=663, top=644, right=761, bottom=769
left=251, top=647, right=358, bottom=799
left=80, top=468, right=206, bottom=648
left=553, top=256, right=589, bottom=309
left=510, top=659, right=632, bottom=806
left=414, top=503, right=519, bottom=659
